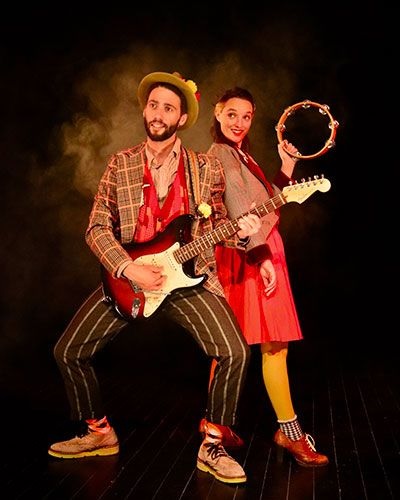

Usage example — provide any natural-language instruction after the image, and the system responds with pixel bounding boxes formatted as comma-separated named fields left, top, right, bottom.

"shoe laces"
left=204, top=442, right=231, bottom=461
left=75, top=429, right=94, bottom=440
left=76, top=427, right=90, bottom=439
left=76, top=428, right=101, bottom=440
left=304, top=433, right=317, bottom=452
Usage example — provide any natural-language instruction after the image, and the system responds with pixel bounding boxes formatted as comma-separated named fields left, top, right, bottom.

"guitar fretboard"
left=174, top=193, right=286, bottom=264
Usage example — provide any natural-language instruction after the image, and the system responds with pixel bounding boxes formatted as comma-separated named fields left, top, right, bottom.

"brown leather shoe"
left=199, top=418, right=244, bottom=448
left=273, top=429, right=329, bottom=467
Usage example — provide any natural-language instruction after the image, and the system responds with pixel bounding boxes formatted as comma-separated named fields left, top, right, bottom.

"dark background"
left=1, top=1, right=396, bottom=374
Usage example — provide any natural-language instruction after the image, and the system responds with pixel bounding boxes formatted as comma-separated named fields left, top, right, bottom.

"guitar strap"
left=184, top=148, right=202, bottom=208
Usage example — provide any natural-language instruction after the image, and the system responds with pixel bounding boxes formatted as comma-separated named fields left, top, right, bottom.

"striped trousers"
left=53, top=284, right=250, bottom=426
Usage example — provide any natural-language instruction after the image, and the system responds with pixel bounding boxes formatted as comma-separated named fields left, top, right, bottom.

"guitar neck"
left=174, top=192, right=287, bottom=264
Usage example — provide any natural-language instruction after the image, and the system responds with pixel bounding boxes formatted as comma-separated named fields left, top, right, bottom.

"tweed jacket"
left=207, top=143, right=284, bottom=264
left=85, top=141, right=230, bottom=297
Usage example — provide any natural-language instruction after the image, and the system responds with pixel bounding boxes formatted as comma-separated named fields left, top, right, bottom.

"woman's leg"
left=261, top=341, right=329, bottom=466
left=261, top=341, right=295, bottom=421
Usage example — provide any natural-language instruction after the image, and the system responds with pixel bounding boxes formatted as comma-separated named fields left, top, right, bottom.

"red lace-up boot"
left=199, top=418, right=244, bottom=448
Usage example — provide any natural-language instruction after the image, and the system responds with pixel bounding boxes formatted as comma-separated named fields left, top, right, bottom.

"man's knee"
left=53, top=342, right=65, bottom=365
left=234, top=342, right=251, bottom=364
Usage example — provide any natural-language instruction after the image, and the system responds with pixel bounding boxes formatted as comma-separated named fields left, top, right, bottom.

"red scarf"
left=134, top=154, right=189, bottom=242
left=235, top=147, right=275, bottom=197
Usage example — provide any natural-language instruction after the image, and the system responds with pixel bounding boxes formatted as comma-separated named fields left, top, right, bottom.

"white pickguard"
left=133, top=242, right=205, bottom=317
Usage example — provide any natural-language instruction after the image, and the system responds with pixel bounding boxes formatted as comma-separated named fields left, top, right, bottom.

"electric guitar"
left=102, top=177, right=331, bottom=321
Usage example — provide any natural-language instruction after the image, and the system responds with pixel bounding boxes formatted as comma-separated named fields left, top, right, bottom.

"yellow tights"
left=260, top=342, right=296, bottom=422
left=208, top=341, right=296, bottom=422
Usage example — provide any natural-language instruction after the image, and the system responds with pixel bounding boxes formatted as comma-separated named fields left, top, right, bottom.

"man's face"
left=143, top=86, right=188, bottom=141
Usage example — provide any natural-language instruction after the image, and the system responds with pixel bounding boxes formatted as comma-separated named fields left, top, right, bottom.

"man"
left=48, top=71, right=261, bottom=485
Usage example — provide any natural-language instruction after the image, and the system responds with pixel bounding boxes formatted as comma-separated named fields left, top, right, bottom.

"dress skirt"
left=215, top=226, right=303, bottom=345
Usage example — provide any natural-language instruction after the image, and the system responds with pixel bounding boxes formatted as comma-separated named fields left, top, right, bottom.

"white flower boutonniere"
left=197, top=202, right=212, bottom=219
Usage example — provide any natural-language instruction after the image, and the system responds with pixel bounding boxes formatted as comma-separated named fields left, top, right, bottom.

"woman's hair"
left=211, top=87, right=255, bottom=152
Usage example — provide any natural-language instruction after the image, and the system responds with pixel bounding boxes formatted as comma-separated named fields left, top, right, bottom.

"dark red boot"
left=199, top=418, right=244, bottom=448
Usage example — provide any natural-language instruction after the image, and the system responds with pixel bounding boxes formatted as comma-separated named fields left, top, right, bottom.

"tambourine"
left=275, top=100, right=339, bottom=160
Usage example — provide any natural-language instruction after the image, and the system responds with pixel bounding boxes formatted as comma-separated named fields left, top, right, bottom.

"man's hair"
left=146, top=82, right=188, bottom=115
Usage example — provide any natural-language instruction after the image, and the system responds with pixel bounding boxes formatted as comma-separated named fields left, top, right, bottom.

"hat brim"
left=137, top=72, right=199, bottom=130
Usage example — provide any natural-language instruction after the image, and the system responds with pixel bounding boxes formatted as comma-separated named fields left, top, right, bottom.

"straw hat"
left=137, top=71, right=200, bottom=130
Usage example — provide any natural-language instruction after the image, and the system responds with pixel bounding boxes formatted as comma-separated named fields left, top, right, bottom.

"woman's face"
left=215, top=97, right=254, bottom=146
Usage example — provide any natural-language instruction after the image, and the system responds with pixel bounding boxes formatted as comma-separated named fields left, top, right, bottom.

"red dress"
left=215, top=146, right=304, bottom=347
left=216, top=227, right=303, bottom=344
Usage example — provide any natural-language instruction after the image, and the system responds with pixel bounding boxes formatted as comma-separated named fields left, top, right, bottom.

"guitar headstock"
left=282, top=176, right=331, bottom=204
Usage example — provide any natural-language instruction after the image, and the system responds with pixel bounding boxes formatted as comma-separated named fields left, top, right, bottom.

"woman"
left=202, top=87, right=328, bottom=467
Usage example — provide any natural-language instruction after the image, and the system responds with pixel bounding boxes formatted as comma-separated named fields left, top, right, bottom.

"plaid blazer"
left=207, top=142, right=284, bottom=264
left=85, top=141, right=229, bottom=296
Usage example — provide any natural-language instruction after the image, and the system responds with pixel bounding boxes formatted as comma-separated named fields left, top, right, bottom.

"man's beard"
left=144, top=118, right=180, bottom=141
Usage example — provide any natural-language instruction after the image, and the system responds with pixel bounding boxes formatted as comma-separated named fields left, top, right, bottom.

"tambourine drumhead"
left=275, top=100, right=339, bottom=160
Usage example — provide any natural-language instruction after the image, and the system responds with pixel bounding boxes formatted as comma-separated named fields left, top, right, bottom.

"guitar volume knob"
left=131, top=298, right=142, bottom=319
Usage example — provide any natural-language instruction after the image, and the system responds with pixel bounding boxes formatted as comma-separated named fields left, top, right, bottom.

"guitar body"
left=101, top=177, right=331, bottom=321
left=101, top=214, right=206, bottom=321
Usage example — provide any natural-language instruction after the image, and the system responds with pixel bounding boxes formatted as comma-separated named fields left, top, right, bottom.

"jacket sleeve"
left=85, top=154, right=132, bottom=277
left=273, top=169, right=293, bottom=190
left=208, top=143, right=273, bottom=263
